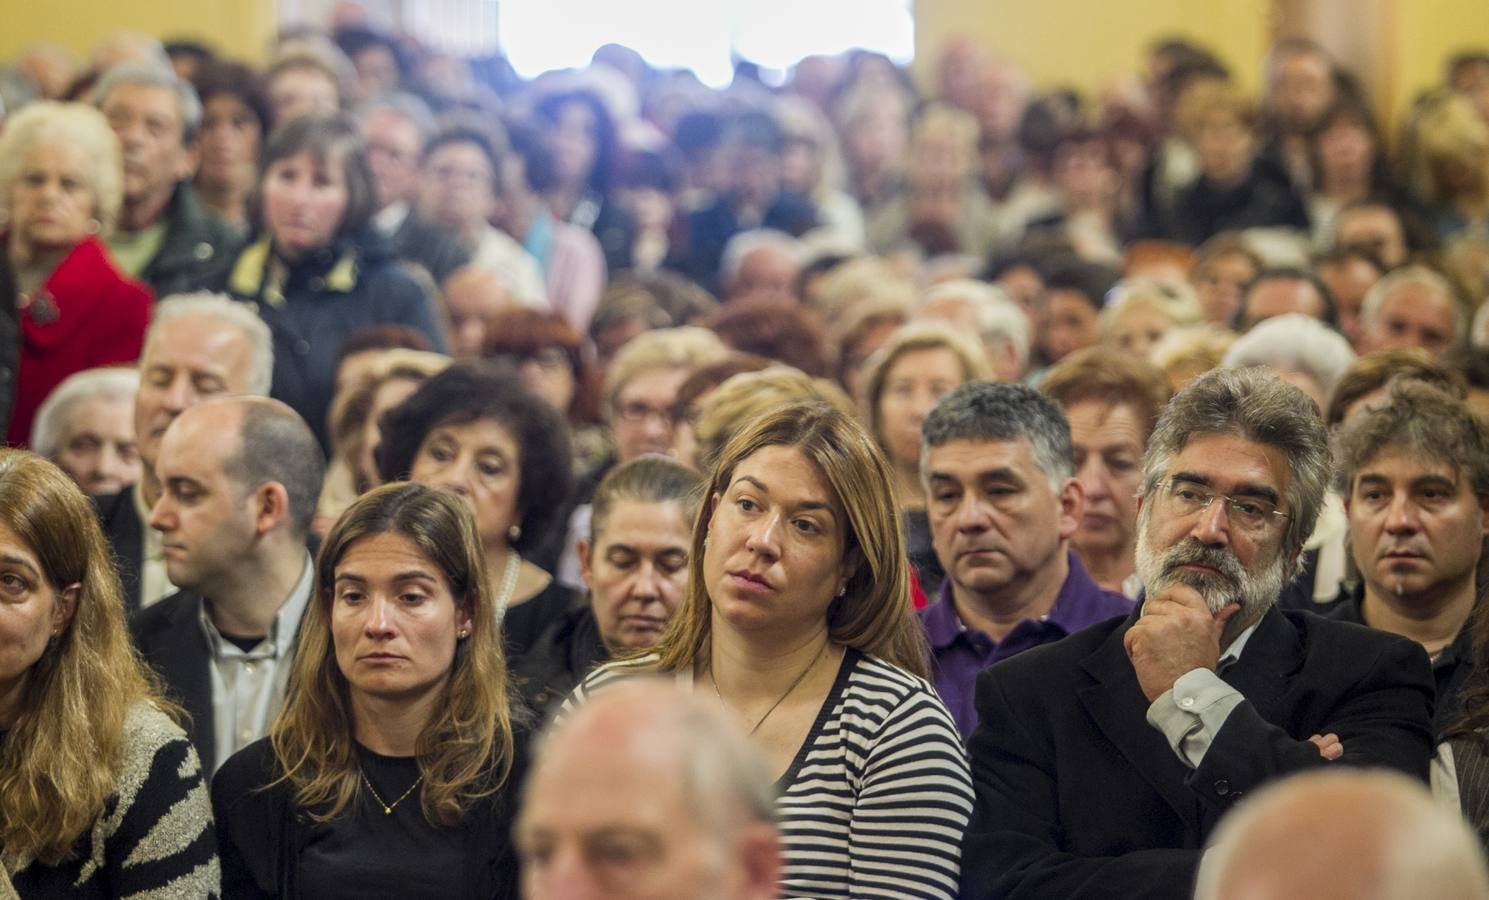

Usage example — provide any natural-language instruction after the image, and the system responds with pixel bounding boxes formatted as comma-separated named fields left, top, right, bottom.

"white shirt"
left=471, top=225, right=550, bottom=310
left=1146, top=619, right=1263, bottom=768
left=132, top=484, right=176, bottom=610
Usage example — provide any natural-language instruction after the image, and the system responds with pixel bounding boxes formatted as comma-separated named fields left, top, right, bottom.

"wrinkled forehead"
left=1157, top=431, right=1292, bottom=497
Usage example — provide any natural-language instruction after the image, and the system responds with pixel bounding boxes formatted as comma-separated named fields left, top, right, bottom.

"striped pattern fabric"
left=572, top=649, right=974, bottom=899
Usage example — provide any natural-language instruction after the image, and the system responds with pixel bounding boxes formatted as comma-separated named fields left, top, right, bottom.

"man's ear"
left=180, top=138, right=201, bottom=179
left=53, top=583, right=80, bottom=636
left=1056, top=477, right=1085, bottom=541
left=254, top=482, right=292, bottom=536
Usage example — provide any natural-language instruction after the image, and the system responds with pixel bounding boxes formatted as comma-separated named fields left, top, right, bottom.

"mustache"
left=1152, top=538, right=1246, bottom=594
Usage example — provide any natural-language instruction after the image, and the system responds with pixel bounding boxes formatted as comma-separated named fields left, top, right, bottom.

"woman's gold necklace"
left=361, top=770, right=424, bottom=815
left=710, top=640, right=829, bottom=736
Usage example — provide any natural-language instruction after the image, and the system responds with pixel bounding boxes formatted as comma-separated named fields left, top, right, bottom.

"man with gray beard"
left=959, top=367, right=1435, bottom=900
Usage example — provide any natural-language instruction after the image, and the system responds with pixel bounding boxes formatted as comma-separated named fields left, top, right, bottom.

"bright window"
left=497, top=0, right=914, bottom=86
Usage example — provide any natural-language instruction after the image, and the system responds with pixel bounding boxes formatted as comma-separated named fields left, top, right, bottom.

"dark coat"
left=959, top=604, right=1435, bottom=899
left=95, top=483, right=146, bottom=614
left=682, top=192, right=818, bottom=296
left=509, top=604, right=608, bottom=720
left=388, top=210, right=472, bottom=286
left=210, top=229, right=448, bottom=450
left=1165, top=158, right=1310, bottom=246
left=138, top=182, right=245, bottom=299
left=130, top=590, right=217, bottom=770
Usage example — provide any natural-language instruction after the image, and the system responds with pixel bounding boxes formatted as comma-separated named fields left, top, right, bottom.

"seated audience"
left=376, top=361, right=575, bottom=658
left=1199, top=770, right=1489, bottom=900
left=1098, top=278, right=1205, bottom=359
left=96, top=64, right=242, bottom=298
left=416, top=125, right=548, bottom=308
left=512, top=457, right=702, bottom=718
left=1234, top=266, right=1338, bottom=331
left=918, top=382, right=1133, bottom=737
left=1036, top=261, right=1119, bottom=367
left=132, top=397, right=326, bottom=773
left=917, top=278, right=1032, bottom=382
left=360, top=96, right=472, bottom=287
left=719, top=228, right=806, bottom=305
left=30, top=366, right=141, bottom=497
left=0, top=101, right=151, bottom=446
left=212, top=482, right=527, bottom=899
left=862, top=321, right=991, bottom=594
left=1333, top=197, right=1420, bottom=270
left=960, top=367, right=1435, bottom=899
left=517, top=681, right=781, bottom=900
left=1358, top=264, right=1465, bottom=356
left=568, top=403, right=973, bottom=899
left=0, top=450, right=216, bottom=897
left=1040, top=348, right=1172, bottom=595
left=213, top=114, right=447, bottom=450
left=265, top=42, right=347, bottom=123
left=192, top=60, right=272, bottom=230
left=1313, top=244, right=1386, bottom=347
left=95, top=292, right=273, bottom=613
left=1189, top=233, right=1262, bottom=326
left=1328, top=380, right=1487, bottom=736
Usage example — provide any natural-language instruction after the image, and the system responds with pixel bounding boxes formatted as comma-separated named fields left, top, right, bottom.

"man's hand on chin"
left=1124, top=585, right=1239, bottom=703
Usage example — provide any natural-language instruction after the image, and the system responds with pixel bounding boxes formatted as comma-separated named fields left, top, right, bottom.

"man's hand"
left=1124, top=584, right=1240, bottom=702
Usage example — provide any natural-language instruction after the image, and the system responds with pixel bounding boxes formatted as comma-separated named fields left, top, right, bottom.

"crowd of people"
left=5, top=10, right=1489, bottom=899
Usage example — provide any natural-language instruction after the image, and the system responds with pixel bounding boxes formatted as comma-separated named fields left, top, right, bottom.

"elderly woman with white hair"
left=0, top=102, right=152, bottom=447
left=1222, top=312, right=1356, bottom=605
left=1098, top=278, right=1206, bottom=361
left=30, top=366, right=141, bottom=498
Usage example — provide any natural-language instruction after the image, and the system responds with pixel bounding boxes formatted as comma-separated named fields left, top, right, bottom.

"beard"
left=1134, top=516, right=1289, bottom=624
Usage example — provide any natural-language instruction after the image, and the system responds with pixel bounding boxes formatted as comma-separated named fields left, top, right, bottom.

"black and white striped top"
left=568, top=648, right=974, bottom=899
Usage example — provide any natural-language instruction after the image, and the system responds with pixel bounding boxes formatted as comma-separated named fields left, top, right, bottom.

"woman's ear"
left=53, top=583, right=80, bottom=636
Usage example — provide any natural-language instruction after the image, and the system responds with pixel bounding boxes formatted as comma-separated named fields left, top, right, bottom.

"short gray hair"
left=720, top=228, right=805, bottom=286
left=147, top=292, right=274, bottom=396
left=359, top=92, right=437, bottom=143
left=922, top=279, right=1031, bottom=371
left=225, top=398, right=326, bottom=539
left=1221, top=313, right=1357, bottom=407
left=94, top=63, right=203, bottom=143
left=1361, top=264, right=1464, bottom=342
left=920, top=380, right=1074, bottom=489
left=30, top=367, right=139, bottom=457
left=1142, top=367, right=1331, bottom=567
left=0, top=102, right=123, bottom=234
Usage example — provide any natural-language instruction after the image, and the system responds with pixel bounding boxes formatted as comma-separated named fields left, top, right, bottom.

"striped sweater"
left=3, top=703, right=219, bottom=899
left=569, top=649, right=974, bottom=899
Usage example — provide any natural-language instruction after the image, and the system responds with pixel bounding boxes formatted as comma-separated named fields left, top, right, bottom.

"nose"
left=630, top=559, right=664, bottom=602
left=364, top=595, right=397, bottom=637
left=1078, top=458, right=1110, bottom=501
left=160, top=373, right=195, bottom=415
left=953, top=494, right=993, bottom=533
left=147, top=493, right=174, bottom=532
left=1189, top=496, right=1233, bottom=547
left=1384, top=493, right=1422, bottom=534
left=745, top=511, right=783, bottom=560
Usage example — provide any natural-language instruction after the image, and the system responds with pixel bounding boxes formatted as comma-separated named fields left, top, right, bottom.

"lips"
left=727, top=569, right=775, bottom=592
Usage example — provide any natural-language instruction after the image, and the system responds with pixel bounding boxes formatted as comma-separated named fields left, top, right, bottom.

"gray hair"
left=94, top=63, right=203, bottom=143
left=147, top=292, right=274, bottom=396
left=0, top=102, right=123, bottom=234
left=224, top=398, right=326, bottom=539
left=1221, top=313, right=1357, bottom=407
left=720, top=228, right=805, bottom=286
left=920, top=381, right=1074, bottom=489
left=359, top=92, right=437, bottom=143
left=30, top=367, right=139, bottom=457
left=1100, top=278, right=1205, bottom=335
left=922, top=279, right=1032, bottom=371
left=1142, top=367, right=1331, bottom=567
left=1360, top=264, right=1465, bottom=342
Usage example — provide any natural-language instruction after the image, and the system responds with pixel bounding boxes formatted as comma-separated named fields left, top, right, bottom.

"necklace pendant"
left=383, top=806, right=393, bottom=815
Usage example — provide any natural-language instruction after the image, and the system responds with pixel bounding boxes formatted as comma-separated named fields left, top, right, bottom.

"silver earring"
left=508, top=524, right=521, bottom=542
left=836, top=584, right=847, bottom=598
left=457, top=629, right=469, bottom=639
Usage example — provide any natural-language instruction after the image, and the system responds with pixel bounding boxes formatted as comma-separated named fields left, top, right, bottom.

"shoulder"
left=122, top=701, right=194, bottom=758
left=93, top=485, right=134, bottom=527
left=114, top=702, right=206, bottom=815
left=564, top=654, right=664, bottom=708
left=212, top=737, right=284, bottom=811
left=129, top=589, right=198, bottom=636
left=1286, top=609, right=1432, bottom=676
left=842, top=652, right=960, bottom=732
left=997, top=612, right=1128, bottom=680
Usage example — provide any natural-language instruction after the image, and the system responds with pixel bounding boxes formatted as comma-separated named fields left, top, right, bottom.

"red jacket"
left=8, top=235, right=152, bottom=446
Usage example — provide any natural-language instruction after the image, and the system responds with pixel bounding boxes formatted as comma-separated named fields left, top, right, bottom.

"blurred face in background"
left=51, top=393, right=140, bottom=497
left=199, top=94, right=262, bottom=197
left=877, top=347, right=966, bottom=472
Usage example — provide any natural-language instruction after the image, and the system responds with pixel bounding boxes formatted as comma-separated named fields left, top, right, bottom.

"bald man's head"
left=1196, top=770, right=1489, bottom=900
left=518, top=681, right=780, bottom=900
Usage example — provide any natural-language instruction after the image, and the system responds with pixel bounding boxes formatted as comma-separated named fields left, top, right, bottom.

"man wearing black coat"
left=960, top=368, right=1435, bottom=899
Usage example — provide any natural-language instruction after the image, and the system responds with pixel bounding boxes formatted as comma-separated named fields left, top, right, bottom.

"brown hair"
left=704, top=298, right=833, bottom=377
left=0, top=451, right=171, bottom=863
left=269, top=482, right=517, bottom=825
left=481, top=308, right=602, bottom=424
left=651, top=402, right=929, bottom=679
left=1040, top=347, right=1172, bottom=439
left=1324, top=348, right=1467, bottom=427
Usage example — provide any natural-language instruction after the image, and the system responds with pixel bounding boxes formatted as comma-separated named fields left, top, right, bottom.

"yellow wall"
left=914, top=0, right=1273, bottom=97
left=0, top=1, right=277, bottom=67
left=1384, top=0, right=1489, bottom=121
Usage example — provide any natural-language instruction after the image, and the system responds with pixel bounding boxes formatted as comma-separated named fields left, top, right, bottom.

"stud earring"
left=508, top=524, right=521, bottom=542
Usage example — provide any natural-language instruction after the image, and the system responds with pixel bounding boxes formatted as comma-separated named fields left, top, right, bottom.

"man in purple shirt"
left=916, top=381, right=1132, bottom=736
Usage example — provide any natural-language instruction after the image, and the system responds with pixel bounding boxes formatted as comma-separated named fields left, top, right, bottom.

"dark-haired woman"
left=534, top=90, right=635, bottom=274
left=212, top=482, right=527, bottom=898
left=213, top=114, right=446, bottom=449
left=377, top=361, right=577, bottom=659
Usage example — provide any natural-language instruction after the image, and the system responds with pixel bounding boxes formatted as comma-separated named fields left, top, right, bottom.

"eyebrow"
left=928, top=466, right=1025, bottom=483
left=0, top=554, right=40, bottom=579
left=334, top=571, right=439, bottom=585
left=1171, top=471, right=1281, bottom=505
left=733, top=475, right=838, bottom=516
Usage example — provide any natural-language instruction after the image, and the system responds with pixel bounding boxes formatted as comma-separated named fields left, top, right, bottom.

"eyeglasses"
left=1157, top=479, right=1289, bottom=533
left=615, top=401, right=676, bottom=427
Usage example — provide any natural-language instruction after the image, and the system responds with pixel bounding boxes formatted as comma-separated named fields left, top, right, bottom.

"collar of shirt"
left=198, top=553, right=316, bottom=661
left=374, top=201, right=410, bottom=236
left=1217, top=618, right=1263, bottom=673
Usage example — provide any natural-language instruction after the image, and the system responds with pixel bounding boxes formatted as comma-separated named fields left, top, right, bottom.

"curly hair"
left=375, top=361, right=573, bottom=553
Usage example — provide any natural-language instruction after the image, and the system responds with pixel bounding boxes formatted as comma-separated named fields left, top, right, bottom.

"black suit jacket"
left=959, top=604, right=1435, bottom=899
left=130, top=590, right=217, bottom=771
left=95, top=483, right=146, bottom=614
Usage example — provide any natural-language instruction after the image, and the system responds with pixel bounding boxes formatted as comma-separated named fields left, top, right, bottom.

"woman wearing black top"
left=212, top=482, right=527, bottom=899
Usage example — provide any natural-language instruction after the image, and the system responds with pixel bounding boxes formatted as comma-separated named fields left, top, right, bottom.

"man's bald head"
left=518, top=681, right=780, bottom=900
left=1196, top=770, right=1489, bottom=900
left=443, top=265, right=517, bottom=358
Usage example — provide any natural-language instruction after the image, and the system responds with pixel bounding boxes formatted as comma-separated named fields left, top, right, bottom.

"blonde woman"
left=568, top=403, right=973, bottom=899
left=212, top=482, right=526, bottom=899
left=0, top=450, right=215, bottom=897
